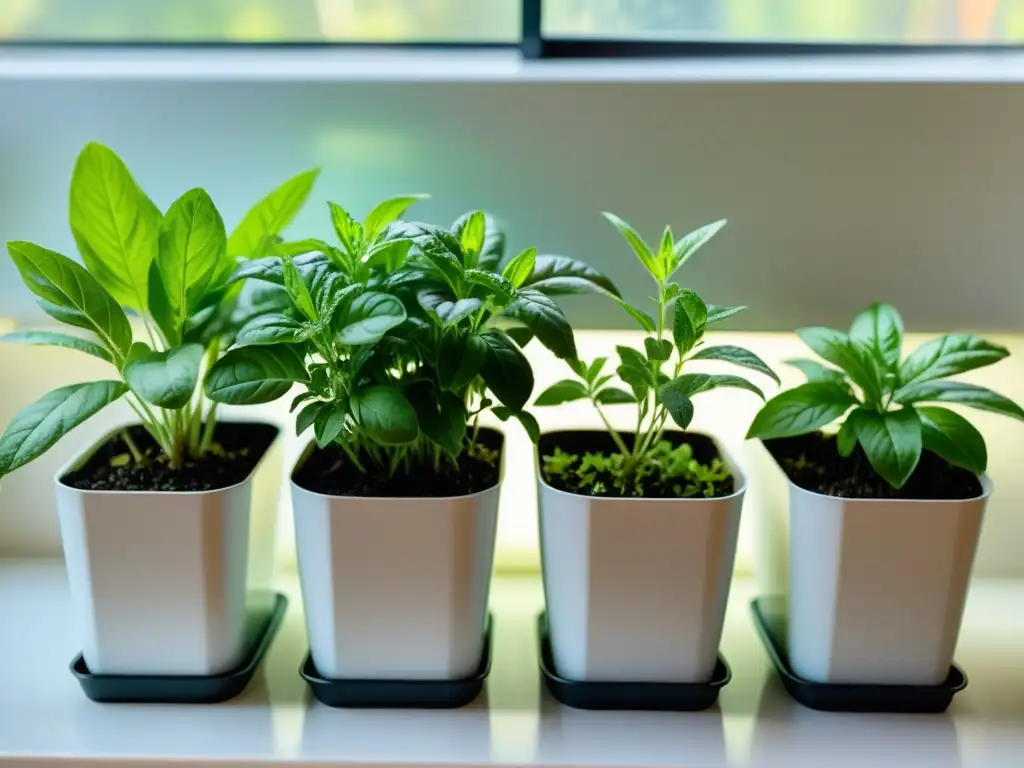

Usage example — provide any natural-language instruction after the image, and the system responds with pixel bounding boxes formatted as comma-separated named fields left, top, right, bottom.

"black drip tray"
left=71, top=592, right=288, bottom=704
left=301, top=614, right=492, bottom=708
left=538, top=612, right=731, bottom=711
left=750, top=597, right=967, bottom=713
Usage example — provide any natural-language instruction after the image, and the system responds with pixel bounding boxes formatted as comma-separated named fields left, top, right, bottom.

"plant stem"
left=121, top=429, right=145, bottom=465
left=199, top=402, right=218, bottom=454
left=592, top=398, right=631, bottom=455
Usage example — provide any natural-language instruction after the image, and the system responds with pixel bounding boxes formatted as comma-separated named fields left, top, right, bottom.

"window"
left=0, top=0, right=521, bottom=44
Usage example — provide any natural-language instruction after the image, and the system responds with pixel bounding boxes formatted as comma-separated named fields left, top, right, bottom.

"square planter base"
left=300, top=614, right=492, bottom=709
left=750, top=597, right=967, bottom=713
left=70, top=592, right=288, bottom=704
left=538, top=613, right=731, bottom=711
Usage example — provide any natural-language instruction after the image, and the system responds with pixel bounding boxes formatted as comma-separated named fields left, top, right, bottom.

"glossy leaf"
left=418, top=290, right=482, bottom=326
left=918, top=406, right=987, bottom=476
left=503, top=289, right=576, bottom=360
left=613, top=297, right=656, bottom=333
left=234, top=313, right=304, bottom=347
left=797, top=326, right=883, bottom=404
left=226, top=251, right=328, bottom=287
left=228, top=168, right=319, bottom=258
left=7, top=241, right=132, bottom=359
left=595, top=387, right=636, bottom=404
left=704, top=304, right=747, bottom=326
left=602, top=212, right=662, bottom=280
left=314, top=403, right=347, bottom=448
left=0, top=330, right=112, bottom=363
left=894, top=380, right=1024, bottom=421
left=657, top=378, right=695, bottom=430
left=501, top=247, right=537, bottom=289
left=522, top=254, right=619, bottom=297
left=849, top=302, right=904, bottom=371
left=69, top=142, right=159, bottom=311
left=644, top=338, right=674, bottom=362
left=663, top=372, right=765, bottom=400
left=124, top=343, right=204, bottom=409
left=746, top=382, right=859, bottom=440
left=416, top=390, right=466, bottom=456
left=479, top=330, right=533, bottom=412
left=836, top=413, right=859, bottom=457
left=504, top=326, right=534, bottom=348
left=669, top=219, right=727, bottom=277
left=0, top=380, right=127, bottom=478
left=353, top=386, right=419, bottom=445
left=899, top=335, right=1010, bottom=387
left=296, top=401, right=327, bottom=437
left=336, top=292, right=406, bottom=345
left=785, top=358, right=847, bottom=385
left=690, top=345, right=780, bottom=384
left=364, top=195, right=428, bottom=243
left=363, top=238, right=413, bottom=272
left=281, top=257, right=317, bottom=322
left=438, top=332, right=487, bottom=392
left=452, top=211, right=505, bottom=271
left=853, top=408, right=922, bottom=489
left=204, top=344, right=308, bottom=404
left=457, top=210, right=486, bottom=267
left=534, top=379, right=588, bottom=406
left=674, top=290, right=707, bottom=354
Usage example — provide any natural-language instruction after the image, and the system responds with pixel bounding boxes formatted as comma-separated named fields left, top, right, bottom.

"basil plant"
left=0, top=142, right=317, bottom=478
left=205, top=201, right=616, bottom=474
left=748, top=302, right=1024, bottom=488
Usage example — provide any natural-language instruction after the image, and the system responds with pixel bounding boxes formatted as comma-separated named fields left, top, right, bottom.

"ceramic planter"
left=766, top=445, right=991, bottom=686
left=55, top=421, right=282, bottom=676
left=537, top=430, right=745, bottom=684
left=291, top=433, right=503, bottom=681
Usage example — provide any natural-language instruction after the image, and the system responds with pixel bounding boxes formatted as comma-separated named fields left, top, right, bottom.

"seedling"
left=0, top=142, right=317, bottom=478
left=535, top=213, right=778, bottom=497
left=206, top=205, right=616, bottom=476
left=748, top=302, right=1024, bottom=488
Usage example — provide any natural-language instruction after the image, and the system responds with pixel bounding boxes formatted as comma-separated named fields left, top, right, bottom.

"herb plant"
left=205, top=204, right=616, bottom=478
left=747, top=302, right=1024, bottom=488
left=0, top=142, right=317, bottom=479
left=535, top=213, right=779, bottom=497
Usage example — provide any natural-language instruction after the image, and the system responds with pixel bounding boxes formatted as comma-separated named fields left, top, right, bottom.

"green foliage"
left=534, top=214, right=776, bottom=494
left=541, top=441, right=731, bottom=498
left=208, top=202, right=615, bottom=476
left=0, top=142, right=316, bottom=478
left=748, top=302, right=1022, bottom=488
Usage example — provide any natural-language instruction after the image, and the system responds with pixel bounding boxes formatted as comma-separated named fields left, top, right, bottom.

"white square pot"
left=55, top=421, right=282, bottom=676
left=770, top=448, right=991, bottom=685
left=537, top=431, right=745, bottom=684
left=291, top=438, right=502, bottom=681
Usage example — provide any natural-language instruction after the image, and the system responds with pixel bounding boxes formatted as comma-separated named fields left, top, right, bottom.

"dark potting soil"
left=293, top=429, right=503, bottom=498
left=537, top=430, right=735, bottom=499
left=61, top=422, right=277, bottom=493
left=766, top=433, right=983, bottom=500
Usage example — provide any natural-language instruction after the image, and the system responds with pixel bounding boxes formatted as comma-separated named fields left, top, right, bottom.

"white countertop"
left=1, top=560, right=1023, bottom=767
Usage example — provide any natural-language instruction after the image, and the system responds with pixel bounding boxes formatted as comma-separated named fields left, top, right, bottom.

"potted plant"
left=747, top=302, right=1023, bottom=685
left=0, top=142, right=317, bottom=676
left=533, top=213, right=778, bottom=684
left=207, top=202, right=614, bottom=684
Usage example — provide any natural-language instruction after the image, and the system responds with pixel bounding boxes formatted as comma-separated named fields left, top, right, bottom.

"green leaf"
left=690, top=345, right=780, bottom=384
left=364, top=194, right=428, bottom=243
left=290, top=391, right=318, bottom=413
left=336, top=292, right=406, bottom=345
left=602, top=212, right=662, bottom=280
left=226, top=251, right=328, bottom=287
left=37, top=299, right=94, bottom=332
left=6, top=241, right=132, bottom=359
left=746, top=382, right=859, bottom=440
left=123, top=343, right=204, bottom=409
left=465, top=269, right=516, bottom=303
left=504, top=326, right=534, bottom=348
left=479, top=330, right=534, bottom=412
left=663, top=373, right=765, bottom=400
left=613, top=297, right=656, bottom=333
left=228, top=168, right=319, bottom=258
left=585, top=357, right=607, bottom=383
left=353, top=386, right=419, bottom=445
left=156, top=188, right=229, bottom=336
left=204, top=344, right=308, bottom=404
left=616, top=346, right=654, bottom=384
left=314, top=403, right=347, bottom=448
left=296, top=401, right=327, bottom=437
left=669, top=219, right=727, bottom=278
left=416, top=390, right=466, bottom=456
left=853, top=408, right=922, bottom=489
left=899, top=335, right=1010, bottom=387
left=281, top=257, right=317, bottom=322
left=418, top=290, right=482, bottom=326
left=705, top=304, right=747, bottom=326
left=674, top=290, right=707, bottom=354
left=363, top=238, right=412, bottom=272
left=644, top=338, right=674, bottom=362
left=452, top=211, right=505, bottom=270
left=438, top=332, right=488, bottom=392
left=657, top=379, right=695, bottom=430
left=69, top=142, right=159, bottom=311
left=0, top=380, right=127, bottom=478
left=501, top=247, right=537, bottom=288
left=234, top=313, right=304, bottom=347
left=850, top=302, right=904, bottom=371
left=894, top=380, right=1024, bottom=421
left=502, top=289, right=576, bottom=360
left=534, top=379, right=588, bottom=406
left=414, top=229, right=465, bottom=288
left=0, top=330, right=112, bottom=363
left=595, top=387, right=636, bottom=405
left=836, top=414, right=859, bottom=457
left=521, top=255, right=619, bottom=296
left=785, top=358, right=847, bottom=385
left=797, top=326, right=883, bottom=404
left=328, top=201, right=362, bottom=256
left=918, top=406, right=987, bottom=476
left=457, top=210, right=486, bottom=267
left=147, top=262, right=179, bottom=345
left=657, top=226, right=674, bottom=275
left=515, top=410, right=541, bottom=443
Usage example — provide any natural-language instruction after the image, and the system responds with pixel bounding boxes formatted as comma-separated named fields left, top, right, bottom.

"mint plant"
left=206, top=205, right=616, bottom=477
left=747, top=302, right=1024, bottom=488
left=0, top=142, right=317, bottom=478
left=535, top=213, right=778, bottom=497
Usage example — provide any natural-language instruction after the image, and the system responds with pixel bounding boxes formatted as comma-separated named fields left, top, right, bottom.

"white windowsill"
left=3, top=46, right=1024, bottom=83
left=1, top=560, right=1022, bottom=767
